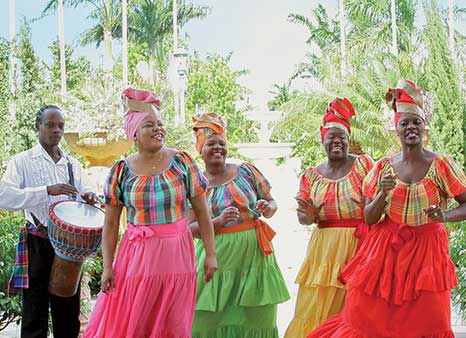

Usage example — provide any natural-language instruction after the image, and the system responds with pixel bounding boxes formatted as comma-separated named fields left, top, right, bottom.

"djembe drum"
left=48, top=200, right=105, bottom=297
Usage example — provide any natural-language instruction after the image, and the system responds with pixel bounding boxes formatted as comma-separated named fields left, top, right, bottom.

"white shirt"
left=0, top=143, right=93, bottom=226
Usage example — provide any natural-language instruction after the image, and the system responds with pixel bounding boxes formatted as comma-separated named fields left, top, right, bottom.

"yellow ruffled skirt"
left=284, top=226, right=359, bottom=338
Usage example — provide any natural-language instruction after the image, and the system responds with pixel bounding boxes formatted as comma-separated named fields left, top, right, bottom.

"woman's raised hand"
left=380, top=172, right=397, bottom=196
left=296, top=197, right=324, bottom=222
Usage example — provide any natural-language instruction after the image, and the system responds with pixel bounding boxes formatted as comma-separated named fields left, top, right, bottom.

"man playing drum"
left=0, top=105, right=98, bottom=338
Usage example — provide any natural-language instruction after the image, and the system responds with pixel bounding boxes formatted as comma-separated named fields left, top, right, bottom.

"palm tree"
left=449, top=0, right=454, bottom=56
left=58, top=0, right=67, bottom=96
left=8, top=0, right=16, bottom=118
left=391, top=0, right=398, bottom=55
left=128, top=0, right=209, bottom=85
left=345, top=0, right=416, bottom=54
left=288, top=5, right=340, bottom=51
left=122, top=0, right=128, bottom=84
left=43, top=0, right=120, bottom=70
left=339, top=0, right=346, bottom=76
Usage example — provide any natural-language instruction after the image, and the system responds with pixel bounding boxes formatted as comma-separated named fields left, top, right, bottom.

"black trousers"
left=21, top=233, right=80, bottom=338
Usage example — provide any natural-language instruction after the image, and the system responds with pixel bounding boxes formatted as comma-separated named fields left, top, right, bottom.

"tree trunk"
left=339, top=0, right=346, bottom=76
left=391, top=0, right=398, bottom=55
left=103, top=28, right=113, bottom=71
left=8, top=0, right=16, bottom=119
left=149, top=59, right=158, bottom=88
left=173, top=0, right=178, bottom=49
left=122, top=0, right=128, bottom=85
left=58, top=0, right=67, bottom=96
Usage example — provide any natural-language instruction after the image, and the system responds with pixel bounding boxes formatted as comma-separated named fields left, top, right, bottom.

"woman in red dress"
left=308, top=80, right=466, bottom=338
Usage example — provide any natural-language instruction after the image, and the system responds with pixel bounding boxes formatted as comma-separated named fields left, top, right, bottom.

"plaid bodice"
left=104, top=151, right=207, bottom=225
left=363, top=154, right=466, bottom=226
left=297, top=155, right=374, bottom=222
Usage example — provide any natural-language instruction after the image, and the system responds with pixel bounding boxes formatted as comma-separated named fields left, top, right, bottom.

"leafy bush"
left=449, top=221, right=466, bottom=320
left=0, top=211, right=25, bottom=331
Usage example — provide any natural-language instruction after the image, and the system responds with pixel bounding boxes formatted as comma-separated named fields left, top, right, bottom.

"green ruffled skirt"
left=193, top=228, right=290, bottom=338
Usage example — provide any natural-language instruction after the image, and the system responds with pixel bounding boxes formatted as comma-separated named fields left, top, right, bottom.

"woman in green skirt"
left=189, top=112, right=290, bottom=338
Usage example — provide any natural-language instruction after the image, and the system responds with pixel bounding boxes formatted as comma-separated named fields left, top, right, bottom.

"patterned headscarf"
left=122, top=88, right=161, bottom=139
left=320, top=97, right=355, bottom=142
left=385, top=80, right=425, bottom=126
left=192, top=112, right=227, bottom=154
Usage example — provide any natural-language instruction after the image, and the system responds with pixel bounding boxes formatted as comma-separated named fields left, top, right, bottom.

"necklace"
left=151, top=148, right=165, bottom=170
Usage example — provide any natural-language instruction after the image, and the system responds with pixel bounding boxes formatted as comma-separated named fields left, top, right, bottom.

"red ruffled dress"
left=308, top=154, right=466, bottom=338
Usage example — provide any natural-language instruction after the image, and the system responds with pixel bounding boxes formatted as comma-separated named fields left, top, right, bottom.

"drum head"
left=52, top=201, right=104, bottom=229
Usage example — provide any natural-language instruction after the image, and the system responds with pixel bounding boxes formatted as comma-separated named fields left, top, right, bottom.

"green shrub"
left=0, top=211, right=25, bottom=331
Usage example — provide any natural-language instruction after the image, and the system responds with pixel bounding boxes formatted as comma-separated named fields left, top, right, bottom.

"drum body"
left=48, top=201, right=104, bottom=297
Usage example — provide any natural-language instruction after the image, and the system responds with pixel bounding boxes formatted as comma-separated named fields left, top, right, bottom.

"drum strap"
left=29, top=213, right=48, bottom=237
left=66, top=156, right=77, bottom=201
left=66, top=157, right=75, bottom=187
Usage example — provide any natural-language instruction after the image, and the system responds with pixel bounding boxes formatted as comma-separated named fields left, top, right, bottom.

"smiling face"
left=134, top=112, right=166, bottom=151
left=396, top=113, right=425, bottom=147
left=36, top=108, right=65, bottom=147
left=323, top=127, right=349, bottom=160
left=201, top=133, right=227, bottom=165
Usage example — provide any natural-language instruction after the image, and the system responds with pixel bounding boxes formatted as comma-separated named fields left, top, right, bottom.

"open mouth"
left=151, top=133, right=164, bottom=141
left=330, top=145, right=343, bottom=152
left=212, top=151, right=224, bottom=157
left=405, top=132, right=418, bottom=138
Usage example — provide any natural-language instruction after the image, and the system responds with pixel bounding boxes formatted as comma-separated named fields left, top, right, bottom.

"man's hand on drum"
left=47, top=183, right=79, bottom=197
left=101, top=267, right=115, bottom=293
left=81, top=192, right=99, bottom=206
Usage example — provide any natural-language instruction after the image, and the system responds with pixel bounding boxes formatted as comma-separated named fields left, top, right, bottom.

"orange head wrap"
left=385, top=80, right=425, bottom=126
left=320, top=97, right=355, bottom=142
left=192, top=112, right=227, bottom=154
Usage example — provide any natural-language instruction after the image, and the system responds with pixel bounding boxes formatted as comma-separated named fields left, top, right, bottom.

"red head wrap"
left=385, top=80, right=425, bottom=126
left=320, top=97, right=355, bottom=142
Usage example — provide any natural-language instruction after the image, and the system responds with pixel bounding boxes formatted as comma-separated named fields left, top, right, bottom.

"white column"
left=122, top=0, right=128, bottom=85
left=8, top=0, right=16, bottom=119
left=173, top=0, right=179, bottom=126
left=173, top=0, right=178, bottom=50
left=391, top=0, right=398, bottom=55
left=58, top=0, right=67, bottom=96
left=103, top=0, right=113, bottom=71
left=448, top=0, right=454, bottom=57
left=339, top=0, right=346, bottom=76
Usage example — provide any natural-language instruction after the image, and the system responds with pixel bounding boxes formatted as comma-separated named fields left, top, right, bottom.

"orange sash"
left=215, top=218, right=276, bottom=256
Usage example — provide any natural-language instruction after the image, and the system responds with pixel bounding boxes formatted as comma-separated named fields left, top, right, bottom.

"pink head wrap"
left=122, top=88, right=161, bottom=139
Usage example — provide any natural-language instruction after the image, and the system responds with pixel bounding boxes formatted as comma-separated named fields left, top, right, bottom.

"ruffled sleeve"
left=362, top=158, right=390, bottom=200
left=433, top=155, right=466, bottom=198
left=356, top=154, right=375, bottom=176
left=241, top=163, right=271, bottom=199
left=103, top=160, right=126, bottom=206
left=296, top=167, right=313, bottom=200
left=176, top=151, right=207, bottom=198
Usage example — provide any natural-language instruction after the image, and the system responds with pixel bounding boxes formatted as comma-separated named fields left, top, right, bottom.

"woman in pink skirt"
left=83, top=88, right=218, bottom=338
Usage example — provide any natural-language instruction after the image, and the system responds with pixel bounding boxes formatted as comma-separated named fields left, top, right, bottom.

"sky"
left=0, top=0, right=465, bottom=110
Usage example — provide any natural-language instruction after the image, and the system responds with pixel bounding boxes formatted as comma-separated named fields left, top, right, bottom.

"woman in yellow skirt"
left=285, top=97, right=374, bottom=337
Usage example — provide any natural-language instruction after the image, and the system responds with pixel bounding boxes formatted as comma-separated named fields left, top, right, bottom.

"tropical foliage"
left=0, top=212, right=24, bottom=331
left=186, top=53, right=254, bottom=146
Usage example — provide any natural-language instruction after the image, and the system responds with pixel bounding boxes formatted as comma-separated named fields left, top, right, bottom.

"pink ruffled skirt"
left=83, top=218, right=196, bottom=338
